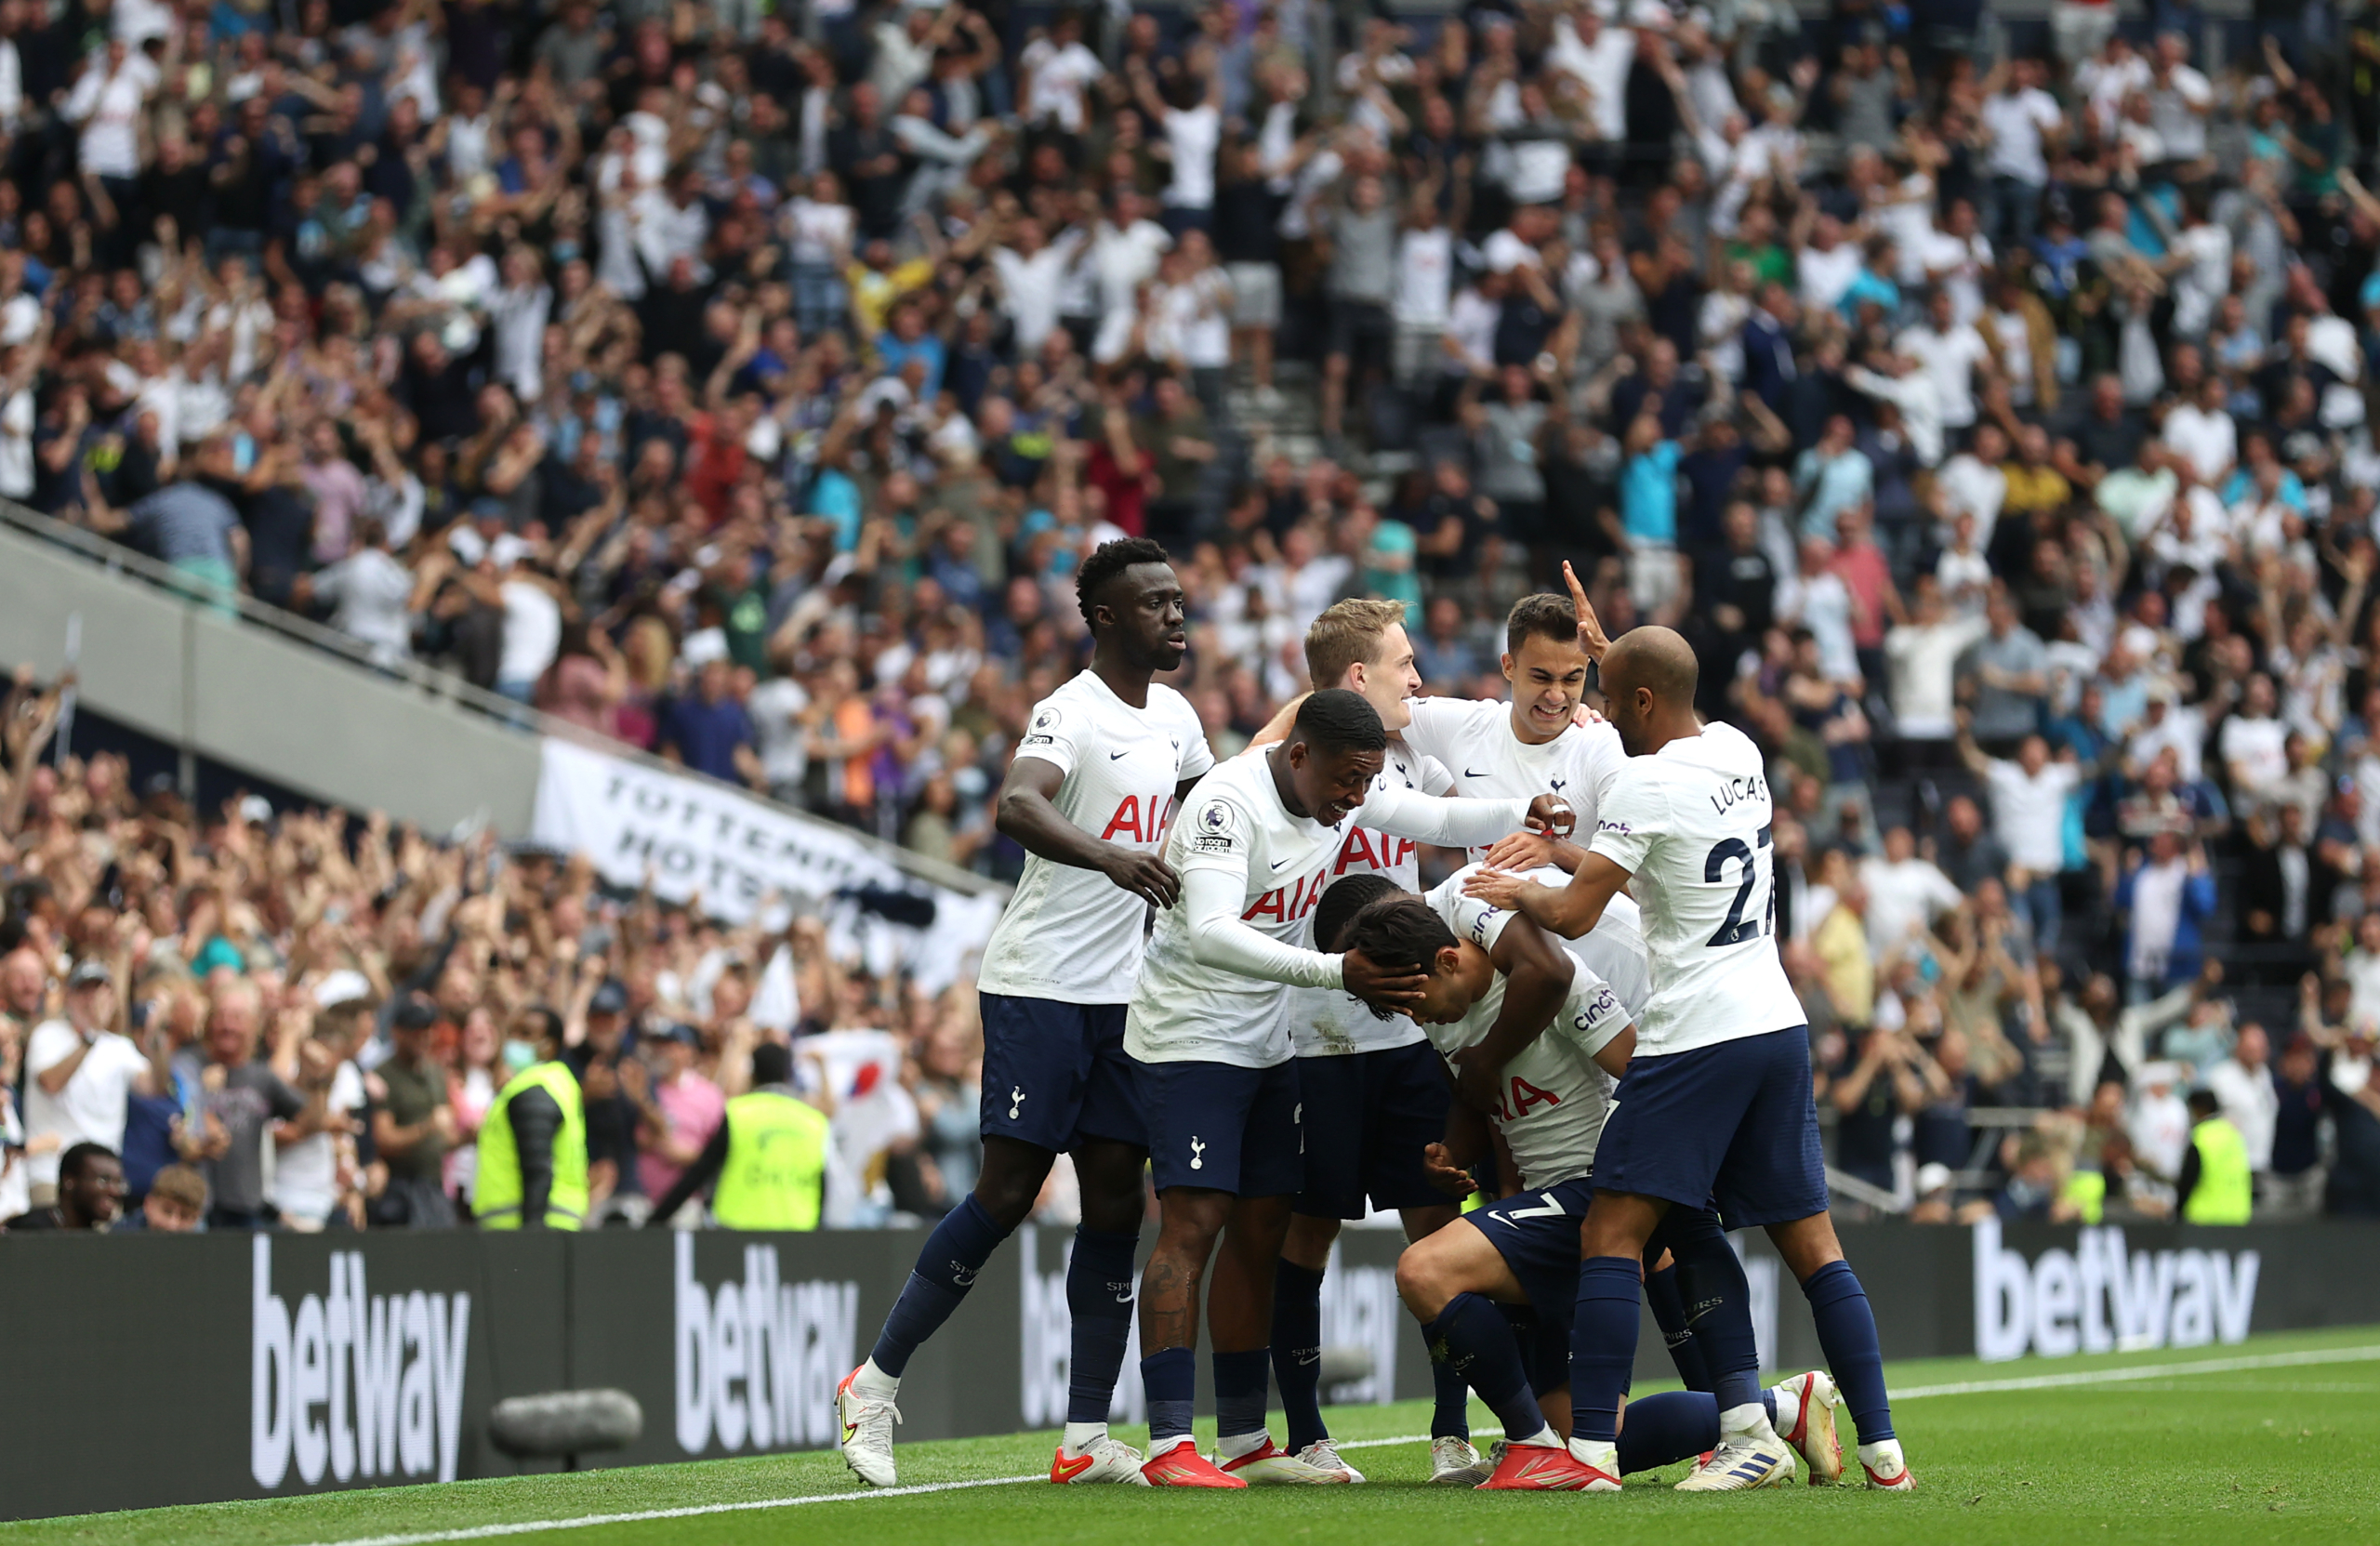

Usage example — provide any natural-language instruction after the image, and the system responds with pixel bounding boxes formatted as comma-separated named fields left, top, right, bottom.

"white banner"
left=530, top=738, right=1001, bottom=991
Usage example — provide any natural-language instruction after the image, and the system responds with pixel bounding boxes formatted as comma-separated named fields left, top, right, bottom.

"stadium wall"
left=2, top=1222, right=2373, bottom=1520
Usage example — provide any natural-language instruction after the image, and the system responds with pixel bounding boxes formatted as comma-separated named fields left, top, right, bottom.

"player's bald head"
left=1603, top=627, right=1698, bottom=701
left=1600, top=627, right=1699, bottom=755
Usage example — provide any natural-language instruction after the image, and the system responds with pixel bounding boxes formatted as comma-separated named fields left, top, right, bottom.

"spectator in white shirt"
left=2205, top=1023, right=2280, bottom=1176
left=22, top=959, right=147, bottom=1204
left=1885, top=575, right=1990, bottom=738
left=1959, top=723, right=2083, bottom=954
left=1860, top=825, right=1966, bottom=959
left=2161, top=373, right=2237, bottom=484
left=1977, top=57, right=2062, bottom=246
left=1018, top=12, right=1104, bottom=135
left=1894, top=286, right=1992, bottom=432
left=2221, top=673, right=2291, bottom=804
left=2146, top=33, right=2214, bottom=165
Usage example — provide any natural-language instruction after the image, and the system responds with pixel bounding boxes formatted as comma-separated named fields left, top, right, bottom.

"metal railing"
left=0, top=499, right=1005, bottom=900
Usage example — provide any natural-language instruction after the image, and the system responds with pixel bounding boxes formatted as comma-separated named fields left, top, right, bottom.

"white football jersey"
left=1400, top=696, right=1627, bottom=860
left=1422, top=865, right=1645, bottom=1187
left=977, top=671, right=1214, bottom=1004
left=1289, top=740, right=1454, bottom=1058
left=1126, top=751, right=1353, bottom=1068
left=1585, top=720, right=1805, bottom=1055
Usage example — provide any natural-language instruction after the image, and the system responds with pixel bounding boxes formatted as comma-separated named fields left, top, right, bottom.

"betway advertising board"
left=2, top=1222, right=2374, bottom=1520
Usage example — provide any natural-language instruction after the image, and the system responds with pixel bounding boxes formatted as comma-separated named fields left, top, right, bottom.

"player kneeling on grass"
left=1335, top=884, right=1842, bottom=1490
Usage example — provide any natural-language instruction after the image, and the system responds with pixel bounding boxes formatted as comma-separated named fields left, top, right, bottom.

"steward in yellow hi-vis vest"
left=2178, top=1090, right=2252, bottom=1225
left=476, top=1009, right=588, bottom=1230
left=644, top=1042, right=829, bottom=1230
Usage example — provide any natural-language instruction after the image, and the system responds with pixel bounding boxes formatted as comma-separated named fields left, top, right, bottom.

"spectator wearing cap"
left=112, top=1162, right=206, bottom=1232
left=643, top=1041, right=830, bottom=1231
left=631, top=1022, right=727, bottom=1218
left=22, top=957, right=144, bottom=1209
left=3, top=1142, right=126, bottom=1231
left=371, top=994, right=457, bottom=1228
left=476, top=1007, right=588, bottom=1231
left=567, top=979, right=646, bottom=1221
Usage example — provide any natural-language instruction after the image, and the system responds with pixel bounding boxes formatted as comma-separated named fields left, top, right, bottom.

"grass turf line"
left=8, top=1325, right=2377, bottom=1546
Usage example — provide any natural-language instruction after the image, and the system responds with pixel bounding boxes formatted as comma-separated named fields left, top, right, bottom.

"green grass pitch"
left=11, top=1326, right=2378, bottom=1546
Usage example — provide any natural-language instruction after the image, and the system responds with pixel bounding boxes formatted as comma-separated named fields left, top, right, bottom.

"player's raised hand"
left=1100, top=849, right=1182, bottom=908
left=1461, top=865, right=1530, bottom=911
left=1523, top=794, right=1574, bottom=839
left=1562, top=561, right=1610, bottom=661
left=1420, top=1142, right=1476, bottom=1198
left=1342, top=947, right=1428, bottom=1011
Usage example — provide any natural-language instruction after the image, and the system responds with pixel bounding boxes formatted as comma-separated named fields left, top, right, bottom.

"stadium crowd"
left=3, top=0, right=2380, bottom=1231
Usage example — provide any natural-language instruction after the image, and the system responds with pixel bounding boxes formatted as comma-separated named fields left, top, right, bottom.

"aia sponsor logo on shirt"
left=1098, top=793, right=1177, bottom=845
left=1243, top=866, right=1329, bottom=925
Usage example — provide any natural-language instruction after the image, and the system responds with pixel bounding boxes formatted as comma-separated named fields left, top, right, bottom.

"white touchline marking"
left=291, top=1474, right=1046, bottom=1546
left=1886, top=1344, right=2380, bottom=1399
left=290, top=1343, right=2380, bottom=1546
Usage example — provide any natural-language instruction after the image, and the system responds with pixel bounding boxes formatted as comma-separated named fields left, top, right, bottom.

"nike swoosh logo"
left=1272, top=858, right=1293, bottom=870
left=1465, top=769, right=1488, bottom=778
left=1051, top=1451, right=1096, bottom=1482
left=1110, top=751, right=1130, bottom=760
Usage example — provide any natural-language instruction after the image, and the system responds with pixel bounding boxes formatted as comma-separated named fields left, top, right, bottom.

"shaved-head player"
left=1466, top=603, right=1913, bottom=1493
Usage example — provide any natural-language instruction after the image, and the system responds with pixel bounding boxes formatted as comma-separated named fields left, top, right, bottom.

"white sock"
left=1769, top=1382, right=1802, bottom=1434
left=1516, top=1423, right=1560, bottom=1449
left=1568, top=1436, right=1619, bottom=1473
left=1149, top=1433, right=1197, bottom=1457
left=853, top=1357, right=900, bottom=1400
left=1216, top=1429, right=1270, bottom=1461
left=1717, top=1401, right=1767, bottom=1439
left=1062, top=1421, right=1108, bottom=1456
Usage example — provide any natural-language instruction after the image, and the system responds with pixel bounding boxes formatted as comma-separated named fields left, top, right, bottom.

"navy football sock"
left=869, top=1194, right=1009, bottom=1377
left=1613, top=1388, right=1780, bottom=1473
left=1270, top=1262, right=1329, bottom=1452
left=1423, top=1292, right=1549, bottom=1444
left=1427, top=1323, right=1473, bottom=1439
left=1617, top=1390, right=1718, bottom=1473
left=1643, top=1260, right=1713, bottom=1393
left=1569, top=1257, right=1642, bottom=1444
left=1659, top=1210, right=1762, bottom=1415
left=1142, top=1346, right=1197, bottom=1449
left=1212, top=1348, right=1272, bottom=1444
left=1803, top=1260, right=1895, bottom=1441
left=1065, top=1226, right=1140, bottom=1424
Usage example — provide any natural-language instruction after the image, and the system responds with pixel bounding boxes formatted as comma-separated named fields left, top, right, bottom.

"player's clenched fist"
left=1523, top=794, right=1574, bottom=839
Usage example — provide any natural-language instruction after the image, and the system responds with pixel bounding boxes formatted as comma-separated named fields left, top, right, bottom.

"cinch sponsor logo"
left=250, top=1237, right=470, bottom=1489
left=1973, top=1217, right=2259, bottom=1363
left=674, top=1234, right=858, bottom=1454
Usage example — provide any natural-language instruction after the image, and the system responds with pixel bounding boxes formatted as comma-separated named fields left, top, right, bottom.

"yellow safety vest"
left=2182, top=1117, right=2253, bottom=1225
left=2064, top=1169, right=2107, bottom=1225
left=711, top=1090, right=830, bottom=1231
left=476, top=1062, right=589, bottom=1230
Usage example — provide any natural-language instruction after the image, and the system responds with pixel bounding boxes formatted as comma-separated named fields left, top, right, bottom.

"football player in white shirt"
left=1399, top=591, right=1629, bottom=863
left=1466, top=619, right=1913, bottom=1493
left=840, top=540, right=1211, bottom=1490
left=1127, top=690, right=1566, bottom=1487
left=1244, top=601, right=1497, bottom=1485
left=1335, top=879, right=1843, bottom=1492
